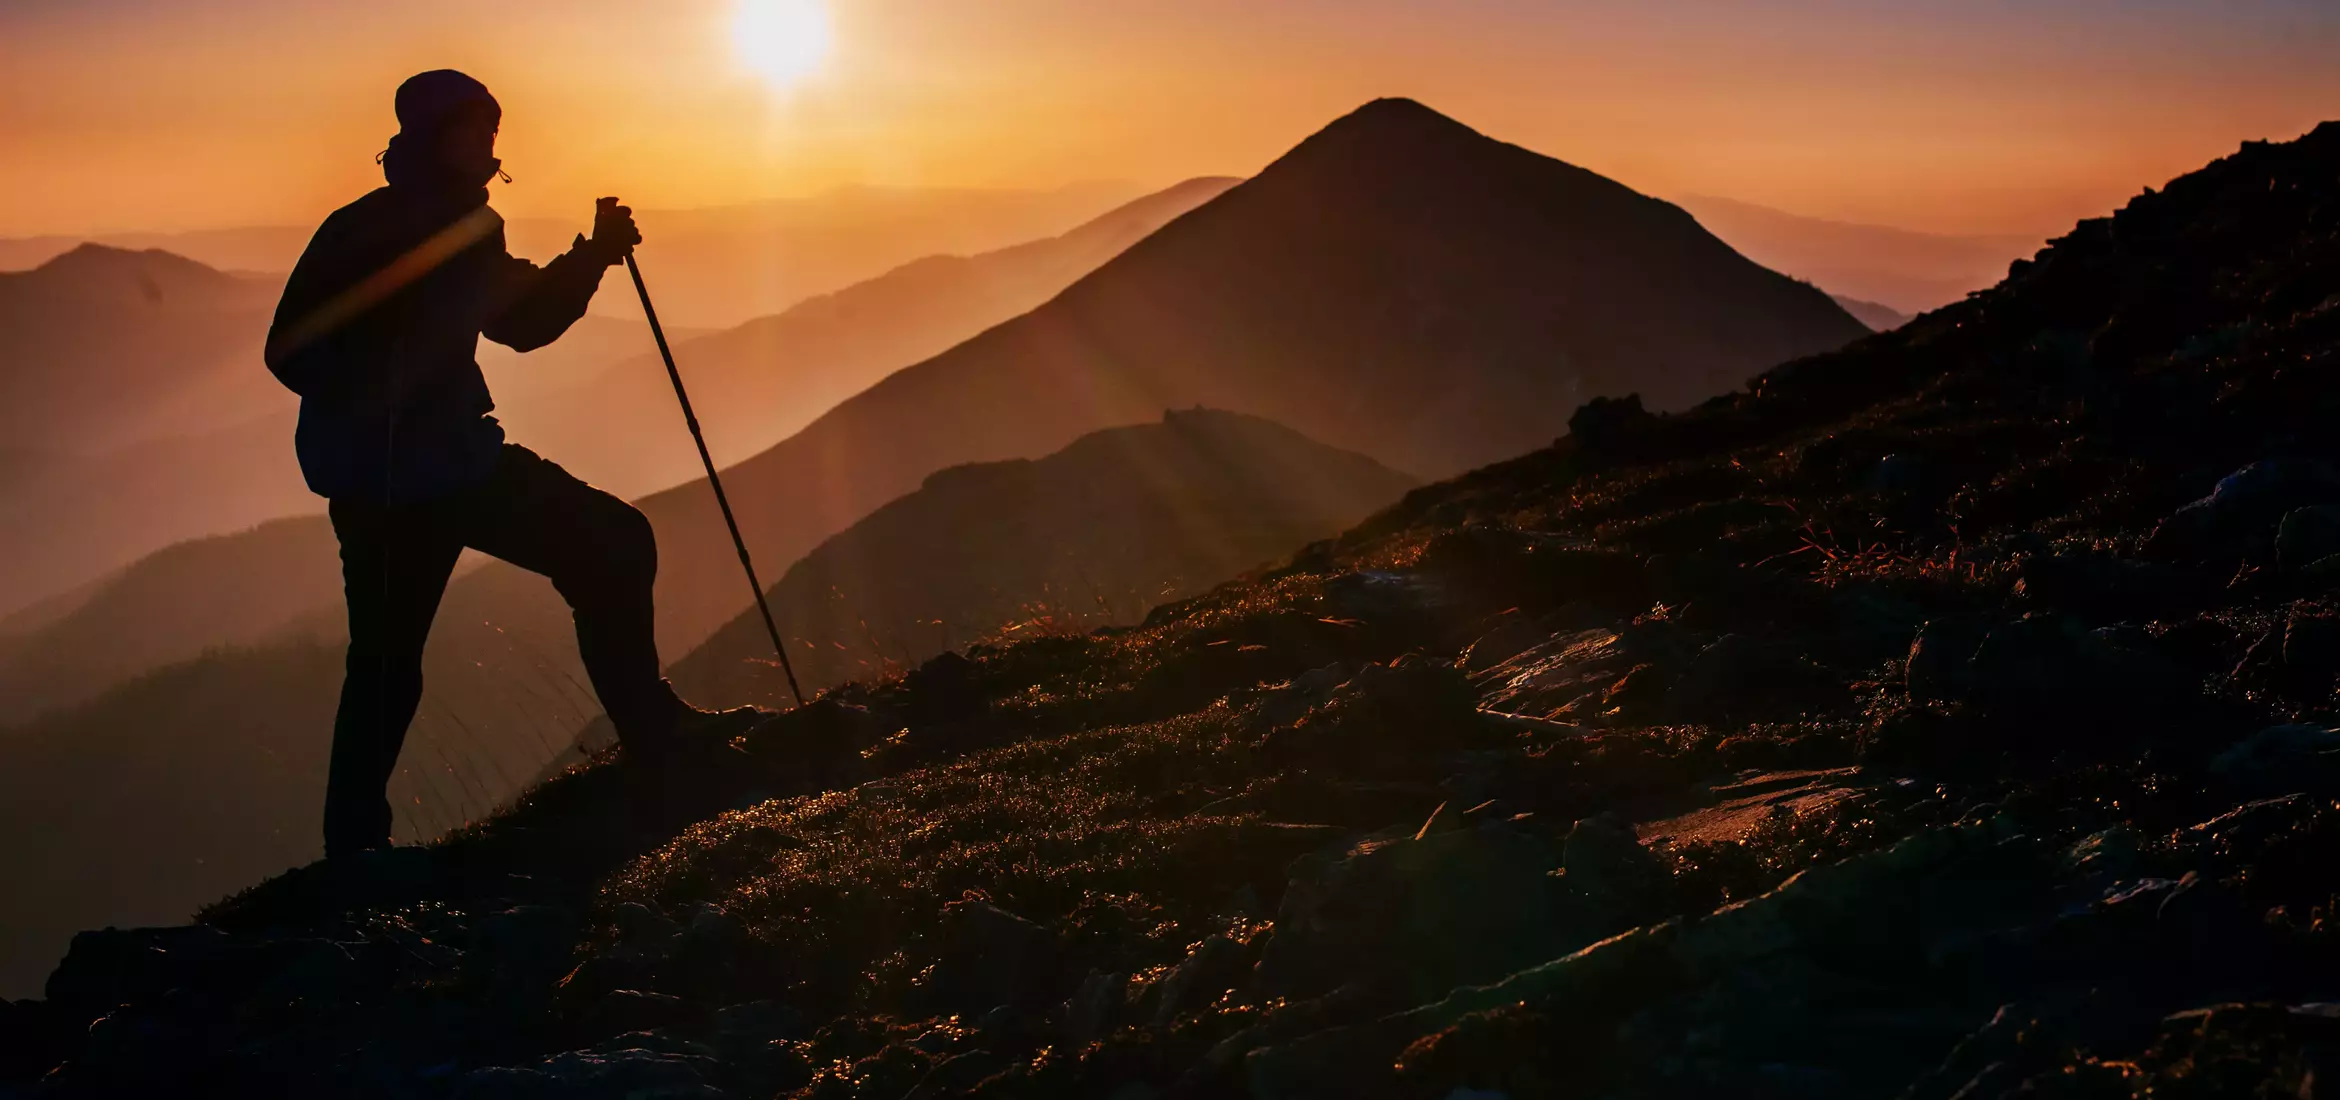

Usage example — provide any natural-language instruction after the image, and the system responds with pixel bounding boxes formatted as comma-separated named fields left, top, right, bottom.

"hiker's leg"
left=459, top=445, right=684, bottom=744
left=324, top=497, right=462, bottom=855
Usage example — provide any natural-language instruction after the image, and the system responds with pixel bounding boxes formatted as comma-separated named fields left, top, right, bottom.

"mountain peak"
left=23, top=242, right=237, bottom=292
left=1280, top=96, right=1499, bottom=166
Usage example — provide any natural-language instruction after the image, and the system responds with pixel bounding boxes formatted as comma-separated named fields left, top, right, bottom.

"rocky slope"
left=10, top=122, right=2340, bottom=1099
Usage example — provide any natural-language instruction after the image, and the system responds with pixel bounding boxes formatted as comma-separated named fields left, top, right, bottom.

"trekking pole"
left=624, top=251, right=808, bottom=708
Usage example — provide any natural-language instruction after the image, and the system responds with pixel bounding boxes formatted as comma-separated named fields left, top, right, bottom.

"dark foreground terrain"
left=10, top=122, right=2340, bottom=1098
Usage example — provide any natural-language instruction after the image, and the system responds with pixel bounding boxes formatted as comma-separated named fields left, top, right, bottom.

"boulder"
left=1254, top=820, right=1563, bottom=1004
left=1905, top=615, right=1993, bottom=702
left=1567, top=393, right=1655, bottom=461
left=928, top=900, right=1054, bottom=1014
left=1135, top=934, right=1252, bottom=1026
left=1261, top=657, right=1494, bottom=776
left=2144, top=460, right=2340, bottom=563
left=2210, top=724, right=2340, bottom=795
left=1662, top=633, right=1842, bottom=724
left=2277, top=504, right=2340, bottom=573
left=1556, top=814, right=1665, bottom=923
left=2012, top=552, right=2213, bottom=620
left=454, top=1046, right=728, bottom=1100
left=1961, top=613, right=2198, bottom=732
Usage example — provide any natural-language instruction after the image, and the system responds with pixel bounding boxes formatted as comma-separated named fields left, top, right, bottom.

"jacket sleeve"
left=481, top=232, right=620, bottom=353
left=264, top=210, right=360, bottom=397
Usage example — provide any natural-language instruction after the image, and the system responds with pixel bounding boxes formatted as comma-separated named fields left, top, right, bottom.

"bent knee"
left=602, top=502, right=658, bottom=583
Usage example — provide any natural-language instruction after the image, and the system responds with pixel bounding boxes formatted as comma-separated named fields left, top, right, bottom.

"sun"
left=733, top=0, right=833, bottom=91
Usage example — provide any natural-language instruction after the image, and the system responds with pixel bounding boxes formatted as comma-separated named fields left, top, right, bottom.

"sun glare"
left=733, top=0, right=832, bottom=91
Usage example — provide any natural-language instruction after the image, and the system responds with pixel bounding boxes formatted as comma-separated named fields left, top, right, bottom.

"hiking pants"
left=323, top=443, right=680, bottom=855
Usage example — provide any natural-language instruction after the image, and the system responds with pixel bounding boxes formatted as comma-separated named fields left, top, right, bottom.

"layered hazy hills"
left=0, top=179, right=1242, bottom=725
left=1829, top=294, right=1911, bottom=332
left=670, top=409, right=1414, bottom=706
left=0, top=246, right=312, bottom=615
left=0, top=246, right=669, bottom=619
left=492, top=177, right=1238, bottom=495
left=1676, top=193, right=2042, bottom=315
left=0, top=244, right=282, bottom=453
left=0, top=518, right=342, bottom=718
left=629, top=96, right=1870, bottom=658
left=0, top=181, right=1148, bottom=331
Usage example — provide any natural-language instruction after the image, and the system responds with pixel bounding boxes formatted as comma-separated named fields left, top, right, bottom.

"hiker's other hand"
left=591, top=197, right=641, bottom=256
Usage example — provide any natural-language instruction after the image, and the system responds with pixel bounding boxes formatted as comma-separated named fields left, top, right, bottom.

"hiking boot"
left=624, top=704, right=772, bottom=767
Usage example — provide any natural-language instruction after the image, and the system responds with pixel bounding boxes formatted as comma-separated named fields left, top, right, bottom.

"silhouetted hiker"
left=266, top=70, right=760, bottom=858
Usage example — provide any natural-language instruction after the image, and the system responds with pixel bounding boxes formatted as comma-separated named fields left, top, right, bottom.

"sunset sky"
left=4, top=0, right=2336, bottom=239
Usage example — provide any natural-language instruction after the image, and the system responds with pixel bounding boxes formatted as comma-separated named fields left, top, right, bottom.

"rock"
left=42, top=926, right=233, bottom=1020
left=2061, top=827, right=2140, bottom=880
left=1262, top=657, right=1495, bottom=776
left=456, top=1046, right=727, bottom=1100
left=1662, top=634, right=1841, bottom=724
left=1905, top=615, right=1992, bottom=702
left=1254, top=820, right=1563, bottom=1003
left=1961, top=613, right=2198, bottom=733
left=2278, top=505, right=2340, bottom=572
left=2012, top=551, right=2213, bottom=620
left=903, top=650, right=988, bottom=725
left=1600, top=663, right=1672, bottom=714
left=0, top=998, right=78, bottom=1083
left=465, top=906, right=580, bottom=1014
left=2210, top=724, right=2340, bottom=795
left=929, top=900, right=1053, bottom=1013
left=1556, top=814, right=1664, bottom=921
left=1474, top=628, right=1647, bottom=720
left=2144, top=460, right=2340, bottom=562
left=1060, top=970, right=1129, bottom=1042
left=576, top=989, right=699, bottom=1041
left=1139, top=934, right=1250, bottom=1025
left=1567, top=393, right=1654, bottom=460
left=2281, top=608, right=2340, bottom=687
left=1461, top=616, right=1551, bottom=674
left=1249, top=663, right=1351, bottom=730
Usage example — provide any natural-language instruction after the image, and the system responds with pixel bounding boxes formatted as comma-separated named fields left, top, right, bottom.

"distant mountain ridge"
left=0, top=179, right=1248, bottom=725
left=624, top=96, right=1870, bottom=658
left=0, top=182, right=1151, bottom=330
left=492, top=177, right=1239, bottom=496
left=1677, top=193, right=2042, bottom=314
left=0, top=244, right=283, bottom=454
left=669, top=408, right=1414, bottom=706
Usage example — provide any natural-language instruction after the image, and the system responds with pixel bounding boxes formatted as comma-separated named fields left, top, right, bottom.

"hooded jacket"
left=265, top=111, right=620, bottom=504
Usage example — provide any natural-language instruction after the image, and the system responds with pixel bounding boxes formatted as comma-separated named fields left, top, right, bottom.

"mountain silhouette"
left=0, top=517, right=342, bottom=719
left=670, top=408, right=1412, bottom=705
left=0, top=183, right=1148, bottom=329
left=0, top=247, right=305, bottom=615
left=1829, top=293, right=1909, bottom=331
left=0, top=245, right=282, bottom=454
left=492, top=177, right=1238, bottom=497
left=625, top=96, right=1867, bottom=659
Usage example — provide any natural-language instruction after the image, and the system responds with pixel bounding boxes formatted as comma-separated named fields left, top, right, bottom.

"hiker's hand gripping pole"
left=624, top=249, right=808, bottom=708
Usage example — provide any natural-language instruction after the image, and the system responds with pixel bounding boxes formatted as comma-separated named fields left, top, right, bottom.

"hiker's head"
left=383, top=70, right=503, bottom=195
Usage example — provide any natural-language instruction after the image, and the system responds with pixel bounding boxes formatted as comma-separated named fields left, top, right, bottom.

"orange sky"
left=4, top=0, right=2336, bottom=238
